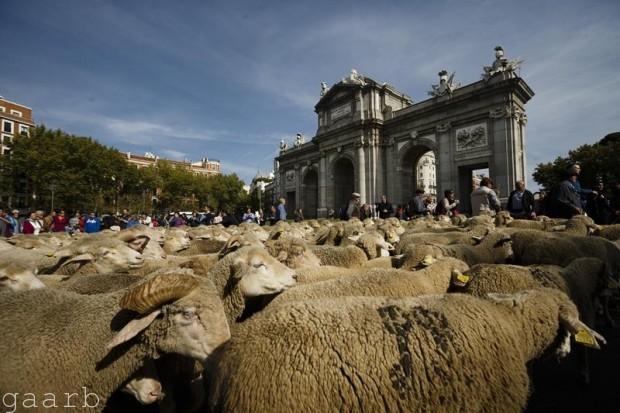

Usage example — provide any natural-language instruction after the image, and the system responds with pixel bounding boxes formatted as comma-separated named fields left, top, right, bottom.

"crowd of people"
left=334, top=163, right=620, bottom=224
left=2, top=163, right=618, bottom=237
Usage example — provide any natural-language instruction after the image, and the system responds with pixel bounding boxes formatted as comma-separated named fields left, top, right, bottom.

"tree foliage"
left=2, top=126, right=247, bottom=213
left=533, top=133, right=620, bottom=191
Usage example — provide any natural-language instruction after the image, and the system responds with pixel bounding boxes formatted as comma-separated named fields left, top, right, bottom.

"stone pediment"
left=315, top=75, right=380, bottom=111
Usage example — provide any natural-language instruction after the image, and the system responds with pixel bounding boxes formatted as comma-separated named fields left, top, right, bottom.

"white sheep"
left=206, top=289, right=604, bottom=412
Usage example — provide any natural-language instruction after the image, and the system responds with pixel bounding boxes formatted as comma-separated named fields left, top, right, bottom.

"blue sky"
left=2, top=0, right=619, bottom=188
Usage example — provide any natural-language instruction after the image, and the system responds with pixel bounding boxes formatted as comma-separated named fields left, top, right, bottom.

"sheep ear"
left=60, top=253, right=95, bottom=268
left=559, top=310, right=606, bottom=350
left=106, top=310, right=162, bottom=351
left=125, top=235, right=151, bottom=253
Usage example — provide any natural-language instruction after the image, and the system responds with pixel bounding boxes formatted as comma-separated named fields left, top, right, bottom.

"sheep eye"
left=182, top=310, right=196, bottom=320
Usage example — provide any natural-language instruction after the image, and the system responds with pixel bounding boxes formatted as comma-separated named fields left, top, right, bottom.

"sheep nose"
left=291, top=273, right=298, bottom=281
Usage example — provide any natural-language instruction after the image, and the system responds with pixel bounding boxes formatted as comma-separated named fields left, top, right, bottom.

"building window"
left=1, top=134, right=11, bottom=144
left=0, top=106, right=5, bottom=112
left=10, top=109, right=22, bottom=117
left=2, top=120, right=13, bottom=133
left=19, top=125, right=29, bottom=136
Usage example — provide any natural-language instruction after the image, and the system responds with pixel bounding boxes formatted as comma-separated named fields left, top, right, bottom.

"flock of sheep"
left=1, top=211, right=619, bottom=412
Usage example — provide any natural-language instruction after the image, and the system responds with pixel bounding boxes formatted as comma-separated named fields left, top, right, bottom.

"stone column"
left=375, top=134, right=384, bottom=199
left=318, top=151, right=328, bottom=218
left=294, top=163, right=301, bottom=212
left=356, top=137, right=366, bottom=204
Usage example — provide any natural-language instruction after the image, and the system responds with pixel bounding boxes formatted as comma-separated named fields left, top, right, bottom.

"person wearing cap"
left=552, top=167, right=583, bottom=218
left=346, top=192, right=361, bottom=219
left=8, top=209, right=20, bottom=235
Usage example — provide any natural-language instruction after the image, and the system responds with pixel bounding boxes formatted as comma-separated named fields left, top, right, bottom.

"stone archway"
left=399, top=144, right=436, bottom=203
left=302, top=169, right=318, bottom=218
left=333, top=157, right=354, bottom=212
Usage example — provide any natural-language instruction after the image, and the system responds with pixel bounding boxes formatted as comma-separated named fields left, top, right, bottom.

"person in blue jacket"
left=84, top=212, right=101, bottom=233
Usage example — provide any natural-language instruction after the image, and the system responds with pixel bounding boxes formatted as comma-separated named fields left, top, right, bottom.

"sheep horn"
left=119, top=273, right=200, bottom=314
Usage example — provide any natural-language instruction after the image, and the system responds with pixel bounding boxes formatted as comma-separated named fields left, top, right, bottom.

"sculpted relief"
left=455, top=123, right=488, bottom=151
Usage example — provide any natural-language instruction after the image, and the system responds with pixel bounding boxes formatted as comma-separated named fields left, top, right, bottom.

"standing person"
left=119, top=209, right=130, bottom=229
left=294, top=208, right=304, bottom=222
left=552, top=168, right=583, bottom=218
left=202, top=207, right=214, bottom=225
left=69, top=212, right=81, bottom=232
left=407, top=189, right=429, bottom=219
left=275, top=198, right=287, bottom=222
left=43, top=211, right=55, bottom=232
left=586, top=181, right=613, bottom=224
left=376, top=195, right=394, bottom=219
left=8, top=209, right=20, bottom=235
left=0, top=208, right=13, bottom=237
left=243, top=208, right=256, bottom=223
left=222, top=211, right=239, bottom=227
left=611, top=180, right=620, bottom=223
left=169, top=212, right=185, bottom=227
left=84, top=212, right=101, bottom=233
left=52, top=210, right=68, bottom=232
left=345, top=193, right=361, bottom=220
left=435, top=190, right=460, bottom=217
left=22, top=212, right=42, bottom=235
left=360, top=204, right=372, bottom=220
left=126, top=215, right=141, bottom=228
left=470, top=177, right=501, bottom=216
left=506, top=181, right=535, bottom=219
left=568, top=163, right=596, bottom=210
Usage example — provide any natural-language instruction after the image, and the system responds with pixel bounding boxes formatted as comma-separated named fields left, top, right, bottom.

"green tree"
left=533, top=133, right=620, bottom=192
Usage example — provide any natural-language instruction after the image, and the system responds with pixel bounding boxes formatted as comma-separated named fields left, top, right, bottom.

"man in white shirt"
left=470, top=177, right=501, bottom=216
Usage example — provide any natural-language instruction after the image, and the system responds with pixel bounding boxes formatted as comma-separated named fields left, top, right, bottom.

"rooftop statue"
left=294, top=133, right=305, bottom=148
left=482, top=46, right=523, bottom=81
left=342, top=68, right=366, bottom=86
left=428, top=70, right=460, bottom=97
left=279, top=139, right=288, bottom=152
left=320, top=82, right=329, bottom=96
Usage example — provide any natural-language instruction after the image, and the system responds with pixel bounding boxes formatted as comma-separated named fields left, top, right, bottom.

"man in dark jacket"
left=553, top=171, right=583, bottom=218
left=376, top=195, right=394, bottom=219
left=506, top=181, right=535, bottom=219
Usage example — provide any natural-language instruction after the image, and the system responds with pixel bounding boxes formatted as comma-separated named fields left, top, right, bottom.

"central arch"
left=399, top=143, right=436, bottom=203
left=333, top=157, right=354, bottom=212
left=301, top=169, right=318, bottom=218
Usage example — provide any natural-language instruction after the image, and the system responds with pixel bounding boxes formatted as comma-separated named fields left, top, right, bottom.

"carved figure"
left=342, top=69, right=366, bottom=86
left=279, top=139, right=288, bottom=151
left=294, top=133, right=305, bottom=147
left=320, top=82, right=329, bottom=96
left=428, top=70, right=460, bottom=97
left=482, top=46, right=523, bottom=80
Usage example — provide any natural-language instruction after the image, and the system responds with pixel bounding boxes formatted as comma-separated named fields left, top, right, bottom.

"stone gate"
left=275, top=48, right=534, bottom=217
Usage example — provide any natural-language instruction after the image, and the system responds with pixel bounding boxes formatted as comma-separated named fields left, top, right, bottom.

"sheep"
left=264, top=236, right=322, bottom=269
left=163, top=227, right=191, bottom=254
left=352, top=231, right=395, bottom=259
left=594, top=223, right=620, bottom=241
left=205, top=246, right=297, bottom=324
left=0, top=261, right=45, bottom=292
left=294, top=265, right=358, bottom=284
left=269, top=257, right=469, bottom=306
left=47, top=236, right=146, bottom=276
left=451, top=258, right=609, bottom=327
left=206, top=289, right=604, bottom=413
left=396, top=227, right=487, bottom=254
left=511, top=230, right=620, bottom=276
left=0, top=271, right=231, bottom=413
left=400, top=231, right=513, bottom=269
left=310, top=245, right=368, bottom=268
left=452, top=257, right=612, bottom=384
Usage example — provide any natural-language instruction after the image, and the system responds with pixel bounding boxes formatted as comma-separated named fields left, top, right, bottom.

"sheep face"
left=94, top=245, right=145, bottom=273
left=121, top=361, right=164, bottom=405
left=0, top=263, right=45, bottom=292
left=232, top=248, right=297, bottom=297
left=165, top=229, right=191, bottom=253
left=156, top=299, right=231, bottom=362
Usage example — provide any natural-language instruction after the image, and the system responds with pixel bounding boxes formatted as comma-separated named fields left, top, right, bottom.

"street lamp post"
left=50, top=184, right=56, bottom=211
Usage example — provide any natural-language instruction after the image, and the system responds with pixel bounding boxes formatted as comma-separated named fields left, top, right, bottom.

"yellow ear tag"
left=456, top=274, right=470, bottom=284
left=574, top=330, right=597, bottom=348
